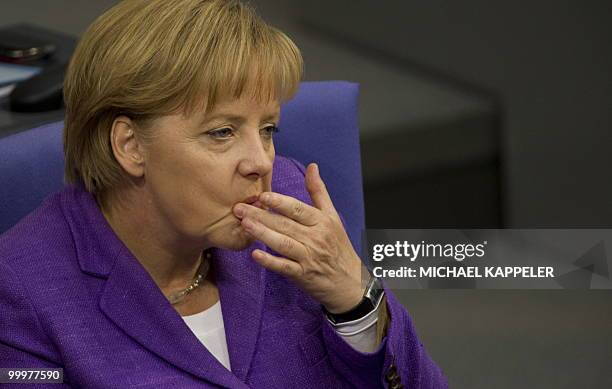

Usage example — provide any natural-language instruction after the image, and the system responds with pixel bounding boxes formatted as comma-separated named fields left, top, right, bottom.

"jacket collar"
left=61, top=185, right=265, bottom=387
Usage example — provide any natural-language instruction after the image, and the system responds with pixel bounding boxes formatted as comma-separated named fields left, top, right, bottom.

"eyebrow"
left=199, top=112, right=280, bottom=127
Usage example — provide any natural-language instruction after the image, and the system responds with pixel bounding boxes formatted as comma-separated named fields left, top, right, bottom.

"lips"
left=242, top=195, right=259, bottom=204
left=240, top=195, right=267, bottom=210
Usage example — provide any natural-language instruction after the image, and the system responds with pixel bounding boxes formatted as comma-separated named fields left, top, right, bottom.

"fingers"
left=234, top=202, right=309, bottom=241
left=305, top=163, right=336, bottom=216
left=251, top=249, right=303, bottom=278
left=256, top=163, right=339, bottom=224
left=240, top=215, right=309, bottom=261
left=257, top=192, right=319, bottom=226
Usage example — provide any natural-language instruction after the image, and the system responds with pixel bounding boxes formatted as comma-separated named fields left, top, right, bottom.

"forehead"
left=196, top=95, right=281, bottom=124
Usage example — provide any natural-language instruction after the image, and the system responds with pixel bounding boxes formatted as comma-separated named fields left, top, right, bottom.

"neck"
left=100, top=186, right=209, bottom=291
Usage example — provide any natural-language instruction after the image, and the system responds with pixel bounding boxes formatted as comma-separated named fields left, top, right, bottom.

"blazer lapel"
left=99, top=245, right=248, bottom=389
left=212, top=244, right=266, bottom=382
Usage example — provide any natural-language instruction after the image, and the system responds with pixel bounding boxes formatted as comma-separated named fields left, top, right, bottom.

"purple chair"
left=0, top=81, right=365, bottom=254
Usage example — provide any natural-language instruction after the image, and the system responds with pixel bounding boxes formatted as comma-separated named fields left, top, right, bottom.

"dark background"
left=1, top=1, right=611, bottom=387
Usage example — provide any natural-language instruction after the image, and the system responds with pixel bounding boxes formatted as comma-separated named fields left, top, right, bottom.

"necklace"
left=166, top=250, right=211, bottom=305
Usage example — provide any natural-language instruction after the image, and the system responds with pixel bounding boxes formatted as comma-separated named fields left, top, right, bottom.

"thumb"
left=306, top=163, right=336, bottom=215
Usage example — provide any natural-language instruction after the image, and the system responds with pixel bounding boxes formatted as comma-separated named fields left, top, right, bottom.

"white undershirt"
left=181, top=299, right=382, bottom=371
left=181, top=300, right=232, bottom=370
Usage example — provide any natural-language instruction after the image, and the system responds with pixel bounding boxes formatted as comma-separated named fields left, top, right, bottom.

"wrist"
left=323, top=285, right=365, bottom=314
left=323, top=261, right=370, bottom=314
left=323, top=270, right=385, bottom=325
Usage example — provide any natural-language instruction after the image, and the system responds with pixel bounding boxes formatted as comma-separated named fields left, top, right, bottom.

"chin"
left=213, top=223, right=257, bottom=251
left=224, top=237, right=256, bottom=251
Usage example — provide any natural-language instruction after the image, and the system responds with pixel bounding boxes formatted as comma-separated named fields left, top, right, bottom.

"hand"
left=232, top=163, right=367, bottom=313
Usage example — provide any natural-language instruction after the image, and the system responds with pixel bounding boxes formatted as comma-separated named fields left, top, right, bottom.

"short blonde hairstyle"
left=63, top=0, right=303, bottom=198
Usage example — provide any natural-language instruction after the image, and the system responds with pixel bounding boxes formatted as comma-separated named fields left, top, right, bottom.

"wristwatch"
left=323, top=271, right=385, bottom=325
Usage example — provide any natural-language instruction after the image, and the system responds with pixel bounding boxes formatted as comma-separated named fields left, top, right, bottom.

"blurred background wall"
left=296, top=0, right=612, bottom=229
left=1, top=1, right=611, bottom=388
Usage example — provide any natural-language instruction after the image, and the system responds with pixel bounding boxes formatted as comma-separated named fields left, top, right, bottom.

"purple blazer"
left=0, top=156, right=447, bottom=388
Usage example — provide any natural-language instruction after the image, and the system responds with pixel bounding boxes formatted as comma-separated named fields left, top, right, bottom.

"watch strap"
left=324, top=273, right=385, bottom=325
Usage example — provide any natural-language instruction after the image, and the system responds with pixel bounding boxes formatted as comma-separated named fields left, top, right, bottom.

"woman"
left=0, top=0, right=447, bottom=387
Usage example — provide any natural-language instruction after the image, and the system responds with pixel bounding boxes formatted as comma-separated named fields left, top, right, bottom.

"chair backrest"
left=0, top=81, right=365, bottom=254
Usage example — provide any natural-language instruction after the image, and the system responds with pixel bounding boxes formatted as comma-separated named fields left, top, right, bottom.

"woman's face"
left=140, top=95, right=279, bottom=250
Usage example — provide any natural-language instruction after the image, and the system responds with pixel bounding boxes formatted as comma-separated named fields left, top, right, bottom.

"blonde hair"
left=63, top=0, right=303, bottom=198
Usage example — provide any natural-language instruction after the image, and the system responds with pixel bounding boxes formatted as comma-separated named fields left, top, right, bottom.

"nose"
left=237, top=133, right=274, bottom=178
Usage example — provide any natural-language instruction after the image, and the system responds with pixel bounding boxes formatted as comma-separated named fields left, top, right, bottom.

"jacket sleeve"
left=320, top=286, right=448, bottom=388
left=0, top=260, right=73, bottom=387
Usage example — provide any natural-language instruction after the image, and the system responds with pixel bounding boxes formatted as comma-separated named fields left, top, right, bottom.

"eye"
left=261, top=125, right=280, bottom=138
left=207, top=127, right=234, bottom=139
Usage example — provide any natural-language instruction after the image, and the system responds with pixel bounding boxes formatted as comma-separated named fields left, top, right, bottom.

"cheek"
left=146, top=144, right=197, bottom=183
left=269, top=141, right=276, bottom=159
left=266, top=145, right=276, bottom=186
left=193, top=163, right=236, bottom=203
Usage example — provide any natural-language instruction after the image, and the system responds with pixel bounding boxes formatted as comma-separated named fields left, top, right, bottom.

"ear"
left=110, top=115, right=145, bottom=178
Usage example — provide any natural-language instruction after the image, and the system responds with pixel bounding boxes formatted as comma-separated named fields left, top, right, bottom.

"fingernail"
left=234, top=204, right=245, bottom=217
left=260, top=192, right=271, bottom=203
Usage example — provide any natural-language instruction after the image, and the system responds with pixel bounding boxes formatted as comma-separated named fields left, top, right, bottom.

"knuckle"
left=281, top=261, right=296, bottom=276
left=280, top=237, right=294, bottom=252
left=292, top=202, right=304, bottom=217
